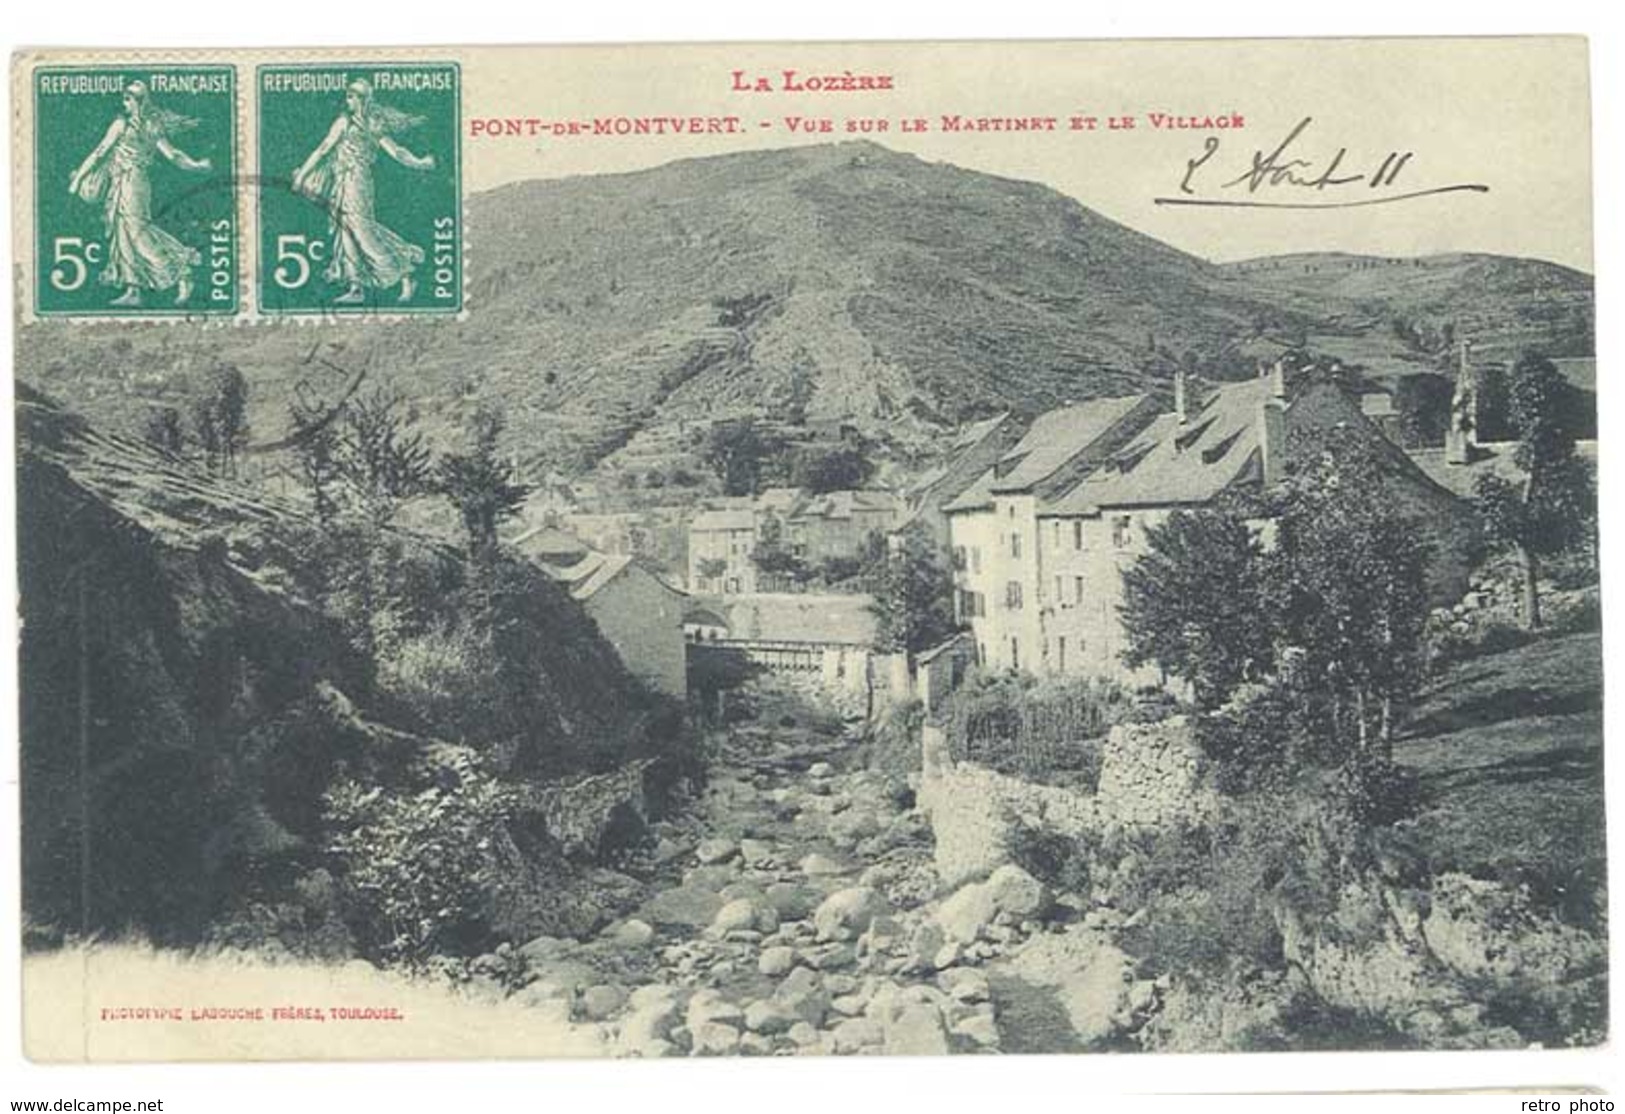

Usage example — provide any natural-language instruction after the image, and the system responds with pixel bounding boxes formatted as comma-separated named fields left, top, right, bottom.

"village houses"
left=944, top=364, right=1472, bottom=685
left=686, top=486, right=903, bottom=594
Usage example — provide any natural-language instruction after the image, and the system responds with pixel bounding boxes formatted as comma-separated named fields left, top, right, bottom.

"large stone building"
left=946, top=366, right=1472, bottom=683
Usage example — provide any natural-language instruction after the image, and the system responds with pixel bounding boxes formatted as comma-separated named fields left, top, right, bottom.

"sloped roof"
left=714, top=592, right=878, bottom=646
left=989, top=395, right=1152, bottom=494
left=1045, top=377, right=1276, bottom=514
left=791, top=489, right=902, bottom=522
left=951, top=412, right=1012, bottom=451
left=691, top=507, right=756, bottom=532
left=510, top=524, right=593, bottom=563
left=755, top=486, right=806, bottom=515
left=942, top=465, right=999, bottom=514
left=1407, top=439, right=1599, bottom=501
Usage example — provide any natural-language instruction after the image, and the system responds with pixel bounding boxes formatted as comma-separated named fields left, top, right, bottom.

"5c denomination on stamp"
left=33, top=65, right=239, bottom=318
left=257, top=62, right=463, bottom=316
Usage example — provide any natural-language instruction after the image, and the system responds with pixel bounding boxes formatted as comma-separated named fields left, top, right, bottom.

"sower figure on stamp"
left=68, top=81, right=212, bottom=307
left=292, top=78, right=436, bottom=305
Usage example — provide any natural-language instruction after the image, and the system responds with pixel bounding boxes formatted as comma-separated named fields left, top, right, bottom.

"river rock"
left=808, top=761, right=835, bottom=779
left=690, top=1021, right=741, bottom=1056
left=696, top=838, right=739, bottom=865
left=764, top=882, right=820, bottom=920
left=801, top=852, right=847, bottom=877
left=739, top=838, right=776, bottom=866
left=813, top=887, right=891, bottom=942
left=743, top=999, right=797, bottom=1035
left=953, top=1013, right=1001, bottom=1048
left=884, top=1003, right=951, bottom=1055
left=759, top=946, right=797, bottom=977
left=582, top=984, right=627, bottom=1020
left=787, top=1021, right=821, bottom=1048
left=986, top=864, right=1052, bottom=919
left=939, top=967, right=990, bottom=1004
left=831, top=1017, right=885, bottom=1054
left=709, top=897, right=778, bottom=938
left=773, top=966, right=829, bottom=1026
left=603, top=919, right=656, bottom=949
left=935, top=881, right=999, bottom=944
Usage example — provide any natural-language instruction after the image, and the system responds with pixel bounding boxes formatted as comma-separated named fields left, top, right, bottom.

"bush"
left=866, top=697, right=926, bottom=777
left=324, top=750, right=515, bottom=967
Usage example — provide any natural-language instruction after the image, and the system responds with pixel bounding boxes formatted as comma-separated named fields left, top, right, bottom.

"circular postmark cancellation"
left=32, top=64, right=240, bottom=318
left=256, top=62, right=464, bottom=317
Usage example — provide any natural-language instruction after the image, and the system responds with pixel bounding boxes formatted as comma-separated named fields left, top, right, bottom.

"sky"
left=461, top=37, right=1594, bottom=272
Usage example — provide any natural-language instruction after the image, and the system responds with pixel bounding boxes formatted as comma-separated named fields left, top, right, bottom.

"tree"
left=190, top=363, right=251, bottom=477
left=336, top=387, right=435, bottom=522
left=287, top=393, right=343, bottom=522
left=438, top=405, right=530, bottom=554
left=702, top=419, right=767, bottom=496
left=751, top=513, right=807, bottom=585
left=1474, top=352, right=1596, bottom=630
left=1268, top=432, right=1432, bottom=760
left=1120, top=507, right=1273, bottom=708
left=793, top=445, right=874, bottom=494
left=1392, top=372, right=1455, bottom=448
left=695, top=557, right=729, bottom=583
left=142, top=406, right=186, bottom=456
left=871, top=526, right=959, bottom=655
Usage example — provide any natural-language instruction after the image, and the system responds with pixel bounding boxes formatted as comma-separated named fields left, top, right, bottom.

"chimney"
left=1258, top=397, right=1286, bottom=486
left=1173, top=368, right=1188, bottom=426
left=1270, top=359, right=1287, bottom=399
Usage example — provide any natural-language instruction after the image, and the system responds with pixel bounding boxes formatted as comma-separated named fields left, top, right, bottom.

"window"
left=1058, top=636, right=1068, bottom=672
left=1073, top=520, right=1084, bottom=550
left=1113, top=515, right=1133, bottom=549
left=1074, top=575, right=1084, bottom=604
left=1054, top=575, right=1063, bottom=604
left=1010, top=637, right=1020, bottom=670
left=1008, top=504, right=1015, bottom=519
left=1005, top=581, right=1024, bottom=610
left=1011, top=532, right=1022, bottom=558
left=1052, top=521, right=1062, bottom=549
left=725, top=578, right=740, bottom=594
left=971, top=547, right=982, bottom=574
left=952, top=545, right=967, bottom=571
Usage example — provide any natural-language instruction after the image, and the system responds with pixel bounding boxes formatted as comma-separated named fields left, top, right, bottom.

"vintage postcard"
left=10, top=38, right=1602, bottom=1063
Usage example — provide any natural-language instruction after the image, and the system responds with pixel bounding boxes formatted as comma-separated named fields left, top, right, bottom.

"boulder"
left=813, top=887, right=892, bottom=942
left=603, top=919, right=656, bottom=949
left=831, top=1016, right=885, bottom=1054
left=689, top=1021, right=741, bottom=1056
left=986, top=864, right=1051, bottom=919
left=739, top=838, right=776, bottom=866
left=758, top=946, right=797, bottom=977
left=935, top=882, right=999, bottom=945
left=763, top=882, right=821, bottom=920
left=772, top=966, right=829, bottom=1026
left=883, top=1003, right=951, bottom=1055
left=709, top=897, right=779, bottom=938
left=808, top=762, right=835, bottom=779
left=582, top=984, right=627, bottom=1020
left=743, top=999, right=797, bottom=1035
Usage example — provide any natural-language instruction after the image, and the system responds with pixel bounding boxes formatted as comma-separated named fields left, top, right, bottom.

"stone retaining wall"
left=919, top=715, right=1214, bottom=886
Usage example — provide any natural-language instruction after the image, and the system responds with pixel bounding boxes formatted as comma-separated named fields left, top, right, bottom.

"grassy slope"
left=1396, top=632, right=1605, bottom=920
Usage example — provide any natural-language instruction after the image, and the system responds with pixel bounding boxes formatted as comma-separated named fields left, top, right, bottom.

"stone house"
left=946, top=365, right=1473, bottom=684
left=513, top=525, right=688, bottom=698
left=894, top=413, right=1024, bottom=548
left=685, top=486, right=902, bottom=593
left=687, top=591, right=887, bottom=709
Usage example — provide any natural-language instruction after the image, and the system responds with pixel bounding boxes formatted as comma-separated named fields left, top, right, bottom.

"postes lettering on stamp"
left=257, top=62, right=463, bottom=316
left=33, top=65, right=239, bottom=318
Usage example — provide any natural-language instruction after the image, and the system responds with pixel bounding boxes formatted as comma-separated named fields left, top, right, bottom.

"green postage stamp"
left=32, top=65, right=238, bottom=317
left=257, top=62, right=462, bottom=315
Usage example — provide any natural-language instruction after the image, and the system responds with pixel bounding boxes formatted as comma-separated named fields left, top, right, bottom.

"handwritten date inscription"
left=1159, top=117, right=1488, bottom=210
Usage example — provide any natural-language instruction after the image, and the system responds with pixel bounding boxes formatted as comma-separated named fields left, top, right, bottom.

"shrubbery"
left=940, top=673, right=1125, bottom=785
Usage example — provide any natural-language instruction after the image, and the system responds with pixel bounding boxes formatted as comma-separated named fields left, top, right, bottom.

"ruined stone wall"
left=525, top=758, right=656, bottom=859
left=1094, top=716, right=1217, bottom=830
